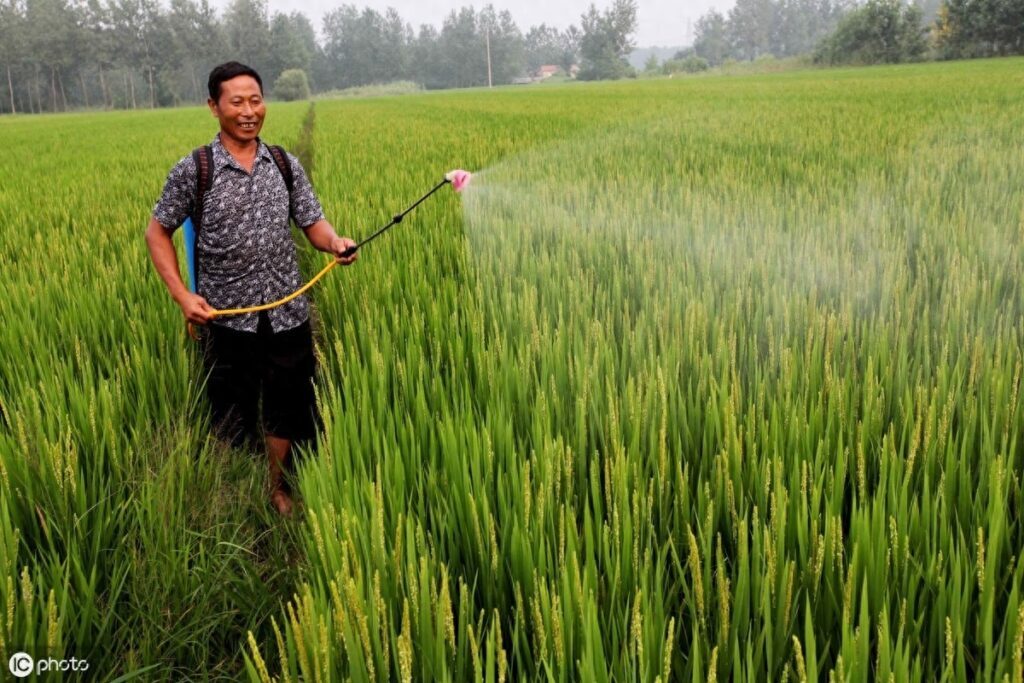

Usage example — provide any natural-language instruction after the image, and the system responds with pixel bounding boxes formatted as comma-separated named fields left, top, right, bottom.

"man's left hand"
left=330, top=237, right=359, bottom=265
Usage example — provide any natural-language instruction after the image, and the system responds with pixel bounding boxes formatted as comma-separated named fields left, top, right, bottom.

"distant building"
left=517, top=65, right=580, bottom=84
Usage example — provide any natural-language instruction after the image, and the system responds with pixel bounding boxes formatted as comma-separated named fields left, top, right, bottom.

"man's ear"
left=207, top=98, right=218, bottom=117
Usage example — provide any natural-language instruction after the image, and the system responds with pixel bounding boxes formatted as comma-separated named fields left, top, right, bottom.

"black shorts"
left=201, top=312, right=320, bottom=449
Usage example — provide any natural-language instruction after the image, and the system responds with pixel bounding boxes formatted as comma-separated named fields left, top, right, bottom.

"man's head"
left=208, top=62, right=265, bottom=144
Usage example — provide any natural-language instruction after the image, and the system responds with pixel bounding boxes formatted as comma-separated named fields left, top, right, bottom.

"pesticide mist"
left=459, top=105, right=1024, bottom=370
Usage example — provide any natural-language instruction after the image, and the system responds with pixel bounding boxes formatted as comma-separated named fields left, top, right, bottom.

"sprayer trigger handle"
left=340, top=245, right=359, bottom=259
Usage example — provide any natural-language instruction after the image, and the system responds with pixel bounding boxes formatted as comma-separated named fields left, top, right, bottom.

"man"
left=144, top=62, right=357, bottom=516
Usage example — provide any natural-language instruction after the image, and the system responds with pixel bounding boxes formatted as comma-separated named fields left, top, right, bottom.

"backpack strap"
left=190, top=145, right=214, bottom=292
left=268, top=145, right=295, bottom=219
left=191, top=145, right=214, bottom=236
left=268, top=145, right=294, bottom=192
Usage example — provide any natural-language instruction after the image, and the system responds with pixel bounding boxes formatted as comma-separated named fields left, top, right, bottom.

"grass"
left=315, top=81, right=424, bottom=101
left=1, top=57, right=1023, bottom=681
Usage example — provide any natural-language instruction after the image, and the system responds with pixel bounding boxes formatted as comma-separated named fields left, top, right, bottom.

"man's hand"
left=329, top=236, right=359, bottom=265
left=176, top=292, right=215, bottom=325
left=302, top=221, right=359, bottom=264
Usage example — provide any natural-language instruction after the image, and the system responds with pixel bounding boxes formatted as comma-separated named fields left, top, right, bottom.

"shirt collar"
left=210, top=133, right=274, bottom=173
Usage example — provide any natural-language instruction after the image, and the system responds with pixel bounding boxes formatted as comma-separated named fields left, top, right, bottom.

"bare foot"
left=270, top=489, right=293, bottom=516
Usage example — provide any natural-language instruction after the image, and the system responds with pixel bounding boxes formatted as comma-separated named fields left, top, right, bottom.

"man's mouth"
left=239, top=121, right=259, bottom=130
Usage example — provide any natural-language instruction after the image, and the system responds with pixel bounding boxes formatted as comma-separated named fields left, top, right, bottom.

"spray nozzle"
left=445, top=169, right=472, bottom=193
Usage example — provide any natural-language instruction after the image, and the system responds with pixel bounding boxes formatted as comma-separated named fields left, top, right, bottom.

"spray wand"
left=336, top=169, right=472, bottom=260
left=188, top=169, right=472, bottom=339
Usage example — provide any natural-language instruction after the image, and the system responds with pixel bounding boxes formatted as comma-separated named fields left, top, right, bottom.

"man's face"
left=209, top=75, right=265, bottom=144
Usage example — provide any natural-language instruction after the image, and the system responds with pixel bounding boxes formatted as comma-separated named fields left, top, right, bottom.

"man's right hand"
left=145, top=218, right=214, bottom=326
left=177, top=292, right=215, bottom=325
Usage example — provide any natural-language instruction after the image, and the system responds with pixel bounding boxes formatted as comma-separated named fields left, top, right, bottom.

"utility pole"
left=6, top=66, right=15, bottom=114
left=486, top=28, right=493, bottom=88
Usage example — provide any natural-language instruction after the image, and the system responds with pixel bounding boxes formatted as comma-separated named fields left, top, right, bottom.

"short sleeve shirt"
left=152, top=134, right=325, bottom=333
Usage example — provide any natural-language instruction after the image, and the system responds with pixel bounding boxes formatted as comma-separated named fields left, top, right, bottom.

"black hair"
left=208, top=62, right=263, bottom=102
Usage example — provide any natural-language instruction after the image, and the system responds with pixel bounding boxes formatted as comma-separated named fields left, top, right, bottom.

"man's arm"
left=144, top=217, right=214, bottom=324
left=302, top=219, right=359, bottom=265
left=285, top=152, right=358, bottom=265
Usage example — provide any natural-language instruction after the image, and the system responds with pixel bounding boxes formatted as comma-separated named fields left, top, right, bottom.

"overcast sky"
left=220, top=0, right=737, bottom=47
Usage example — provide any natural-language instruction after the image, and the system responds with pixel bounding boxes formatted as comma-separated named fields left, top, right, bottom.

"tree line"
left=0, top=0, right=642, bottom=114
left=687, top=0, right=1022, bottom=67
left=2, top=0, right=1020, bottom=115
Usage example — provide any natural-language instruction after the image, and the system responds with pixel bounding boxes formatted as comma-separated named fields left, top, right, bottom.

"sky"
left=222, top=0, right=737, bottom=48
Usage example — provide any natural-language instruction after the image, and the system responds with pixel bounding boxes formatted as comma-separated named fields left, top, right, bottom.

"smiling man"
left=144, top=61, right=357, bottom=516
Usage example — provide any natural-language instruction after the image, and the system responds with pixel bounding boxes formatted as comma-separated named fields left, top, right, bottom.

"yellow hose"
left=187, top=257, right=339, bottom=340
left=211, top=258, right=338, bottom=317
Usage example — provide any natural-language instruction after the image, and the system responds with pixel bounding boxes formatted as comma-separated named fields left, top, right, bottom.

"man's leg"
left=266, top=434, right=293, bottom=515
left=202, top=323, right=260, bottom=451
left=261, top=315, right=319, bottom=515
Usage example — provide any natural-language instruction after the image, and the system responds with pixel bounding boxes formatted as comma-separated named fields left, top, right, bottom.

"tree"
left=769, top=0, right=854, bottom=57
left=378, top=7, right=413, bottom=83
left=136, top=0, right=172, bottom=108
left=0, top=0, right=26, bottom=113
left=577, top=0, right=638, bottom=80
left=728, top=0, right=778, bottom=60
left=479, top=4, right=525, bottom=84
left=437, top=7, right=485, bottom=88
left=26, top=0, right=85, bottom=111
left=321, top=5, right=412, bottom=90
left=525, top=23, right=563, bottom=73
left=410, top=23, right=444, bottom=89
left=662, top=55, right=709, bottom=74
left=167, top=0, right=226, bottom=103
left=82, top=0, right=116, bottom=107
left=692, top=0, right=851, bottom=64
left=222, top=0, right=273, bottom=79
left=321, top=5, right=356, bottom=89
left=269, top=11, right=316, bottom=78
left=814, top=0, right=927, bottom=64
left=273, top=68, right=309, bottom=100
left=107, top=0, right=171, bottom=109
left=559, top=25, right=582, bottom=74
left=935, top=0, right=1024, bottom=58
left=524, top=23, right=581, bottom=76
left=693, top=10, right=729, bottom=65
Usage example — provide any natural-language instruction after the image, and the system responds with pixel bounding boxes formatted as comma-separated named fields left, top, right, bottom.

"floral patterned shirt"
left=152, top=134, right=324, bottom=333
